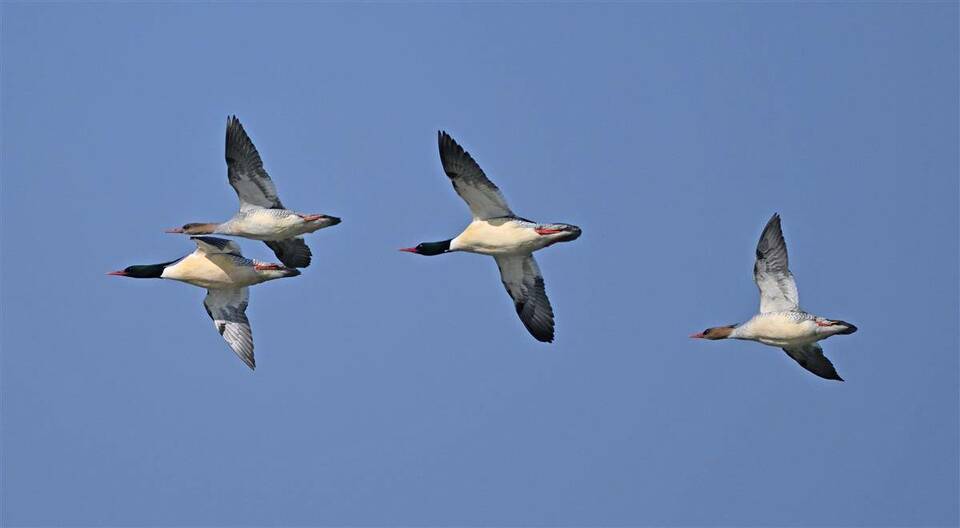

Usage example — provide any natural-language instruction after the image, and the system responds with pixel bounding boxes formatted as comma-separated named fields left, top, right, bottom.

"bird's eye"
left=703, top=328, right=711, bottom=334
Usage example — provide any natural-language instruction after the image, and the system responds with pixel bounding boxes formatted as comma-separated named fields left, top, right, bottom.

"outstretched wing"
left=494, top=254, right=555, bottom=342
left=191, top=236, right=243, bottom=256
left=438, top=131, right=514, bottom=220
left=754, top=213, right=800, bottom=313
left=203, top=287, right=255, bottom=370
left=264, top=237, right=312, bottom=268
left=225, top=116, right=284, bottom=210
left=782, top=343, right=843, bottom=381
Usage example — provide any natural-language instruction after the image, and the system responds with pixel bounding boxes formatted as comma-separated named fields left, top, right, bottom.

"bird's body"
left=168, top=116, right=340, bottom=268
left=215, top=207, right=333, bottom=241
left=401, top=131, right=581, bottom=343
left=109, top=236, right=299, bottom=370
left=450, top=217, right=575, bottom=256
left=160, top=248, right=284, bottom=289
left=731, top=311, right=852, bottom=348
left=691, top=214, right=857, bottom=381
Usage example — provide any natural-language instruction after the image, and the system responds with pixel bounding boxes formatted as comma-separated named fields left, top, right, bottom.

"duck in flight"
left=691, top=214, right=857, bottom=381
left=108, top=236, right=300, bottom=370
left=166, top=116, right=341, bottom=268
left=401, top=131, right=581, bottom=342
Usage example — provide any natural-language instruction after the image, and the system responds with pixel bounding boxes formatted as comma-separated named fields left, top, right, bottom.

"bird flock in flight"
left=109, top=116, right=857, bottom=380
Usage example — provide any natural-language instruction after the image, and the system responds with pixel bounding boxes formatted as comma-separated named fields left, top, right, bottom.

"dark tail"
left=834, top=320, right=858, bottom=335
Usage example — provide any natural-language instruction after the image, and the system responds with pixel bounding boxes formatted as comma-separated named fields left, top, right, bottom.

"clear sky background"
left=2, top=3, right=957, bottom=527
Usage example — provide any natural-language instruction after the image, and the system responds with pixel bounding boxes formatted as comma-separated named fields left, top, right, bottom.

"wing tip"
left=437, top=130, right=467, bottom=174
left=516, top=303, right=556, bottom=343
left=764, top=212, right=782, bottom=234
left=265, top=239, right=313, bottom=268
left=756, top=212, right=788, bottom=261
left=226, top=115, right=243, bottom=135
left=533, top=331, right=555, bottom=343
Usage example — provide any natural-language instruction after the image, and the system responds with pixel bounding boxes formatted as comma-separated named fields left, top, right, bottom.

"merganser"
left=166, top=116, right=341, bottom=268
left=400, top=131, right=581, bottom=342
left=691, top=214, right=857, bottom=381
left=108, top=236, right=300, bottom=370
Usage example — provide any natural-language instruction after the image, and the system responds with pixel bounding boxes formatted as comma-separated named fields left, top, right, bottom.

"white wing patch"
left=203, top=287, right=255, bottom=370
left=438, top=131, right=514, bottom=220
left=494, top=254, right=555, bottom=342
left=754, top=213, right=800, bottom=313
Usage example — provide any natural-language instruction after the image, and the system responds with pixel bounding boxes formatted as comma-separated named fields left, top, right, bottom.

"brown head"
left=166, top=222, right=218, bottom=235
left=690, top=325, right=735, bottom=340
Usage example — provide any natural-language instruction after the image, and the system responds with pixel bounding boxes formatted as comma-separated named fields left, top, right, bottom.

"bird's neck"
left=126, top=260, right=178, bottom=278
left=420, top=240, right=452, bottom=256
left=191, top=222, right=221, bottom=235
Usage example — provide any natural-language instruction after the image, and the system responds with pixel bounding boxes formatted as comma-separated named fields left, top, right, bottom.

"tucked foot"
left=535, top=227, right=564, bottom=235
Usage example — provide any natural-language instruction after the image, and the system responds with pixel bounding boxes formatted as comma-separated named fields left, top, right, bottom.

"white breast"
left=230, top=209, right=303, bottom=240
left=450, top=219, right=545, bottom=255
left=161, top=254, right=262, bottom=289
left=737, top=313, right=819, bottom=347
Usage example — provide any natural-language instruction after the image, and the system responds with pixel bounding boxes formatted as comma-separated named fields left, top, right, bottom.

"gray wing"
left=494, top=254, right=555, bottom=342
left=226, top=116, right=284, bottom=210
left=203, top=288, right=255, bottom=370
left=782, top=343, right=843, bottom=381
left=438, top=131, right=514, bottom=220
left=754, top=213, right=800, bottom=313
left=264, top=237, right=312, bottom=268
left=192, top=236, right=243, bottom=256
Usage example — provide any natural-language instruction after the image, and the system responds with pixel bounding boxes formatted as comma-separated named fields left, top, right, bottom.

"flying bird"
left=166, top=116, right=341, bottom=268
left=108, top=236, right=300, bottom=370
left=690, top=214, right=857, bottom=381
left=400, top=131, right=581, bottom=342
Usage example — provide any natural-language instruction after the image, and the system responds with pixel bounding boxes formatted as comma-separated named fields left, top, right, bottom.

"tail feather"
left=833, top=320, right=858, bottom=335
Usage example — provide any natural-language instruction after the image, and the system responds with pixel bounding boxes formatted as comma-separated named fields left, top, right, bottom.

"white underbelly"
left=232, top=211, right=306, bottom=240
left=161, top=255, right=260, bottom=289
left=743, top=316, right=819, bottom=347
left=451, top=220, right=547, bottom=255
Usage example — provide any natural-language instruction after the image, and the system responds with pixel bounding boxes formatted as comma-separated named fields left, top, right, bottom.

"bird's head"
left=166, top=223, right=217, bottom=235
left=107, top=262, right=172, bottom=279
left=689, top=325, right=736, bottom=340
left=399, top=240, right=452, bottom=256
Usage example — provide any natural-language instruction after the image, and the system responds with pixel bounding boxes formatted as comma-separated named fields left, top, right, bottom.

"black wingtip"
left=764, top=212, right=782, bottom=231
left=438, top=130, right=457, bottom=153
left=757, top=212, right=788, bottom=261
left=437, top=130, right=465, bottom=179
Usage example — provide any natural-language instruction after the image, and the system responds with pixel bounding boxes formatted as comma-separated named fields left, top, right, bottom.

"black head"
left=399, top=240, right=452, bottom=256
left=107, top=260, right=177, bottom=279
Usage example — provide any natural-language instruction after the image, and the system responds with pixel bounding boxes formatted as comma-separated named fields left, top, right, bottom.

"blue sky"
left=2, top=3, right=957, bottom=526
